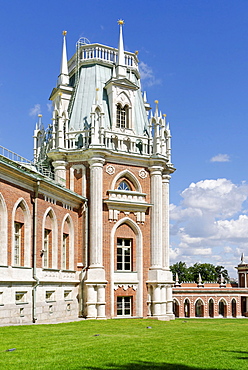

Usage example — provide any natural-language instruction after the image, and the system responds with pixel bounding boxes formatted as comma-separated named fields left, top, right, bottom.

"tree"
left=169, top=261, right=190, bottom=282
left=170, top=262, right=230, bottom=283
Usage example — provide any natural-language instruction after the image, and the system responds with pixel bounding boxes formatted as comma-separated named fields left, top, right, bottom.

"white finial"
left=117, top=20, right=126, bottom=77
left=57, top=30, right=69, bottom=86
left=241, top=253, right=245, bottom=264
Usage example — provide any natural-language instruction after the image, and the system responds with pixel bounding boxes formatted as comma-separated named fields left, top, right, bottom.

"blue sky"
left=1, top=0, right=248, bottom=277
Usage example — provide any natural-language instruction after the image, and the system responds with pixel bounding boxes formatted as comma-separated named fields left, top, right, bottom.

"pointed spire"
left=143, top=91, right=147, bottom=103
left=35, top=114, right=44, bottom=131
left=154, top=100, right=159, bottom=118
left=117, top=20, right=125, bottom=66
left=116, top=20, right=126, bottom=78
left=57, top=31, right=69, bottom=86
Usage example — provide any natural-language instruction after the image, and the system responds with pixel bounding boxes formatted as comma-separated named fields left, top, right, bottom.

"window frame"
left=117, top=296, right=132, bottom=316
left=116, top=238, right=132, bottom=271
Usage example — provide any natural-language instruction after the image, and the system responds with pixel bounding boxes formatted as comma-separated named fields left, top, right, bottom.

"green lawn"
left=0, top=319, right=247, bottom=370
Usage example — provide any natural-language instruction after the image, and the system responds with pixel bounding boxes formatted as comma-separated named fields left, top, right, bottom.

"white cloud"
left=170, top=178, right=248, bottom=277
left=29, top=104, right=41, bottom=117
left=210, top=154, right=230, bottom=162
left=139, top=61, right=161, bottom=87
left=47, top=103, right=53, bottom=112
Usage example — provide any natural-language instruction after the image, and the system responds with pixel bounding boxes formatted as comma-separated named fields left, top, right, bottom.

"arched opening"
left=184, top=299, right=190, bottom=318
left=116, top=103, right=129, bottom=129
left=218, top=299, right=227, bottom=318
left=231, top=299, right=237, bottom=318
left=43, top=208, right=58, bottom=269
left=0, top=193, right=8, bottom=265
left=173, top=299, right=179, bottom=318
left=241, top=297, right=247, bottom=316
left=12, top=199, right=31, bottom=267
left=61, top=215, right=74, bottom=271
left=195, top=299, right=204, bottom=317
left=111, top=169, right=142, bottom=193
left=209, top=298, right=214, bottom=318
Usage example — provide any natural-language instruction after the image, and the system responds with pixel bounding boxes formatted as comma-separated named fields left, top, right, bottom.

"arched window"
left=116, top=104, right=129, bottom=129
left=12, top=199, right=31, bottom=267
left=117, top=180, right=131, bottom=191
left=61, top=215, right=74, bottom=270
left=43, top=209, right=58, bottom=269
left=0, top=194, right=7, bottom=266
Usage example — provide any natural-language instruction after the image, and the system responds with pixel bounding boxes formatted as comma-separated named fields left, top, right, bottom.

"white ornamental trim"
left=106, top=165, right=115, bottom=175
left=139, top=169, right=148, bottom=179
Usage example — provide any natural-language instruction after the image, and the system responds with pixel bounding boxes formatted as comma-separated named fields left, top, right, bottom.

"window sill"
left=12, top=266, right=32, bottom=269
left=15, top=302, right=29, bottom=305
left=42, top=268, right=60, bottom=272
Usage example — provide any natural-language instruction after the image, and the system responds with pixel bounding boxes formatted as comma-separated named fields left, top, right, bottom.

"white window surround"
left=110, top=217, right=143, bottom=318
left=12, top=198, right=31, bottom=267
left=61, top=214, right=74, bottom=271
left=117, top=296, right=132, bottom=316
left=0, top=193, right=7, bottom=266
left=42, top=207, right=58, bottom=269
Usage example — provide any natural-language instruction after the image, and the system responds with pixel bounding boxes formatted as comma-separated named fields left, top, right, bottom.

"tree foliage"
left=170, top=261, right=230, bottom=283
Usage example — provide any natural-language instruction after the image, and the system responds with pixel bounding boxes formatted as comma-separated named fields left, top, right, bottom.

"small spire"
left=117, top=20, right=126, bottom=77
left=154, top=100, right=159, bottom=118
left=57, top=30, right=69, bottom=86
left=36, top=114, right=44, bottom=131
left=143, top=91, right=147, bottom=103
left=241, top=253, right=245, bottom=264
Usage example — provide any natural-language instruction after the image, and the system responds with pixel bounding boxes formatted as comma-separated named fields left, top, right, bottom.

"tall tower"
left=34, top=21, right=175, bottom=319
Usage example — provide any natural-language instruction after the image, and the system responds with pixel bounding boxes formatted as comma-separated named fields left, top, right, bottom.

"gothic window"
left=13, top=200, right=31, bottom=267
left=14, top=222, right=23, bottom=266
left=43, top=229, right=51, bottom=268
left=62, top=233, right=69, bottom=270
left=117, top=180, right=131, bottom=191
left=43, top=209, right=57, bottom=269
left=117, top=238, right=132, bottom=271
left=61, top=215, right=74, bottom=270
left=116, top=104, right=129, bottom=129
left=117, top=296, right=132, bottom=316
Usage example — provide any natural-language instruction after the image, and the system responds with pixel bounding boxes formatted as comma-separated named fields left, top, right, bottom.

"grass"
left=0, top=319, right=247, bottom=369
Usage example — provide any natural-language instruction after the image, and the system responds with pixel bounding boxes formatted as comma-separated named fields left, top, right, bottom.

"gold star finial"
left=163, top=114, right=166, bottom=117
left=96, top=88, right=99, bottom=91
left=62, top=30, right=67, bottom=36
left=117, top=19, right=124, bottom=25
left=38, top=114, right=42, bottom=117
left=154, top=100, right=159, bottom=105
left=135, top=50, right=139, bottom=55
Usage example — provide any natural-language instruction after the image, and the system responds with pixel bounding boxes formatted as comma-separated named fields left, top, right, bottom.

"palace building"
left=0, top=21, right=175, bottom=324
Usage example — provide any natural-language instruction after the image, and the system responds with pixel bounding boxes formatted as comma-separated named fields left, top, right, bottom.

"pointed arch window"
left=117, top=180, right=131, bottom=191
left=116, top=104, right=129, bottom=129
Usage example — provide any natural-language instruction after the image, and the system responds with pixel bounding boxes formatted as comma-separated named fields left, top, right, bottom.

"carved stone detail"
left=106, top=165, right=115, bottom=175
left=139, top=169, right=148, bottom=179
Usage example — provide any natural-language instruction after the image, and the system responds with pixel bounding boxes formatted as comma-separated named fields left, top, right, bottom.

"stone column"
left=162, top=174, right=171, bottom=269
left=97, top=284, right=106, bottom=318
left=52, top=160, right=67, bottom=187
left=166, top=285, right=174, bottom=318
left=152, top=284, right=161, bottom=317
left=85, top=156, right=106, bottom=319
left=149, top=166, right=163, bottom=269
left=86, top=284, right=97, bottom=318
left=89, top=157, right=105, bottom=267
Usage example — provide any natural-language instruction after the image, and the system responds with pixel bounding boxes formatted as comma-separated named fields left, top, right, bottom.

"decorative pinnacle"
left=135, top=50, right=139, bottom=55
left=154, top=100, right=159, bottom=105
left=163, top=114, right=166, bottom=117
left=118, top=19, right=124, bottom=25
left=62, top=30, right=67, bottom=36
left=38, top=114, right=42, bottom=117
